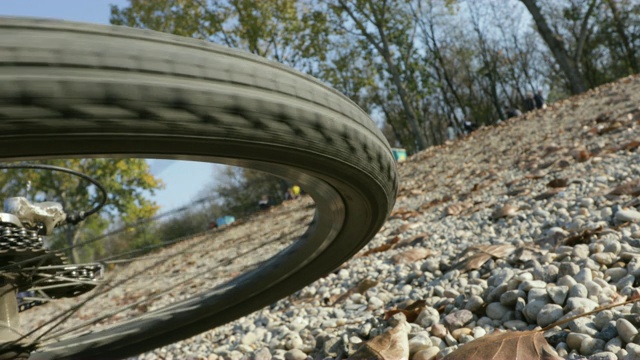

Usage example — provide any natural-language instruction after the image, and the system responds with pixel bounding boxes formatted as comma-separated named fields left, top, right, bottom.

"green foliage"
left=110, top=0, right=640, bottom=152
left=208, top=167, right=287, bottom=218
left=111, top=0, right=332, bottom=73
left=0, top=159, right=163, bottom=263
left=153, top=200, right=223, bottom=243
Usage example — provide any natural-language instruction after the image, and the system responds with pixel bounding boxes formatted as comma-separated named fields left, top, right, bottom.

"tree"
left=329, top=0, right=429, bottom=151
left=110, top=0, right=332, bottom=74
left=519, top=0, right=589, bottom=94
left=0, top=159, right=163, bottom=263
left=605, top=0, right=639, bottom=74
left=208, top=166, right=288, bottom=218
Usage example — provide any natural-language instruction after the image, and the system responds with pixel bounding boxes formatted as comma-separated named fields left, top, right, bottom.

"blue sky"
left=0, top=0, right=219, bottom=212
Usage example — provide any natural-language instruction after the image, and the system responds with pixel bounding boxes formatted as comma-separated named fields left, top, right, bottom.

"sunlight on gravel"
left=19, top=197, right=315, bottom=343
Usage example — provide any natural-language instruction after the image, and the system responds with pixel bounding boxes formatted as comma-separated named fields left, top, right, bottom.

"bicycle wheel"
left=0, top=17, right=397, bottom=359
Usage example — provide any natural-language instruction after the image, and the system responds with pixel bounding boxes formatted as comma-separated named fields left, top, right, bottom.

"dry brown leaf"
left=456, top=252, right=492, bottom=271
left=442, top=330, right=562, bottom=360
left=419, top=195, right=452, bottom=211
left=383, top=300, right=427, bottom=323
left=491, top=204, right=517, bottom=219
left=392, top=248, right=437, bottom=264
left=454, top=244, right=516, bottom=271
left=396, top=233, right=429, bottom=248
left=361, top=236, right=401, bottom=256
left=445, top=202, right=471, bottom=216
left=525, top=170, right=547, bottom=179
left=619, top=140, right=640, bottom=152
left=571, top=148, right=591, bottom=162
left=608, top=179, right=640, bottom=197
left=511, top=246, right=547, bottom=263
left=563, top=226, right=603, bottom=247
left=547, top=178, right=568, bottom=188
left=393, top=223, right=420, bottom=235
left=534, top=188, right=562, bottom=201
left=348, top=322, right=409, bottom=360
left=598, top=121, right=624, bottom=135
left=331, top=278, right=378, bottom=306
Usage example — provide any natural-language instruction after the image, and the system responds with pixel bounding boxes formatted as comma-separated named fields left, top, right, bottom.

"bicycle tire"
left=0, top=17, right=397, bottom=359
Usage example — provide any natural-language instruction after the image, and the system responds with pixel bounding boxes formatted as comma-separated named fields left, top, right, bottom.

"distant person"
left=523, top=92, right=536, bottom=112
left=534, top=89, right=545, bottom=109
left=462, top=120, right=477, bottom=134
left=505, top=106, right=522, bottom=119
left=258, top=195, right=271, bottom=210
left=446, top=120, right=456, bottom=140
left=291, top=185, right=301, bottom=199
left=446, top=125, right=456, bottom=141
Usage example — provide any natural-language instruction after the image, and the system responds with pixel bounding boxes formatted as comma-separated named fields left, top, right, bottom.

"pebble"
left=567, top=332, right=591, bottom=350
left=615, top=209, right=640, bottom=224
left=283, top=349, right=307, bottom=360
left=590, top=351, right=618, bottom=360
left=443, top=310, right=473, bottom=330
left=416, top=307, right=440, bottom=328
left=581, top=338, right=606, bottom=356
left=548, top=285, right=569, bottom=305
left=626, top=343, right=640, bottom=356
left=537, top=304, right=564, bottom=327
left=408, top=332, right=432, bottom=354
left=569, top=283, right=589, bottom=298
left=594, top=311, right=615, bottom=330
left=523, top=300, right=549, bottom=323
left=617, top=318, right=638, bottom=344
left=430, top=323, right=447, bottom=338
left=413, top=346, right=439, bottom=360
left=566, top=298, right=599, bottom=312
left=464, top=295, right=484, bottom=312
left=486, top=302, right=511, bottom=321
left=605, top=337, right=623, bottom=353
left=575, top=268, right=593, bottom=284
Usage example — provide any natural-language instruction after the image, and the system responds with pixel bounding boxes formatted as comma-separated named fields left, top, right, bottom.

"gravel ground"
left=22, top=74, right=640, bottom=360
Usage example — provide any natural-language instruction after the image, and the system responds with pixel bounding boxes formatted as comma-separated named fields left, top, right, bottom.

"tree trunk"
left=520, top=0, right=588, bottom=94
left=606, top=0, right=639, bottom=74
left=337, top=0, right=429, bottom=151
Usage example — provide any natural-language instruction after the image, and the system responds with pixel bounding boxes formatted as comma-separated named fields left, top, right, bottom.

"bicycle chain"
left=0, top=225, right=101, bottom=312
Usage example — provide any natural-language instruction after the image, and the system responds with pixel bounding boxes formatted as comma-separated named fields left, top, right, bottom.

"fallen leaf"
left=445, top=202, right=471, bottom=216
left=563, top=226, right=603, bottom=247
left=419, top=195, right=452, bottom=211
left=383, top=300, right=427, bottom=323
left=571, top=148, right=591, bottom=162
left=505, top=187, right=530, bottom=197
left=547, top=178, right=568, bottom=188
left=511, top=246, right=547, bottom=263
left=456, top=252, right=492, bottom=271
left=361, top=236, right=401, bottom=256
left=619, top=140, right=640, bottom=152
left=396, top=233, right=429, bottom=248
left=348, top=322, right=409, bottom=360
left=393, top=223, right=420, bottom=235
left=392, top=248, right=437, bottom=264
left=442, top=330, right=562, bottom=360
left=525, top=170, right=547, bottom=179
left=454, top=244, right=516, bottom=271
left=598, top=121, right=624, bottom=135
left=608, top=179, right=640, bottom=197
left=595, top=112, right=612, bottom=123
left=491, top=204, right=517, bottom=219
left=331, top=278, right=378, bottom=306
left=534, top=188, right=562, bottom=201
